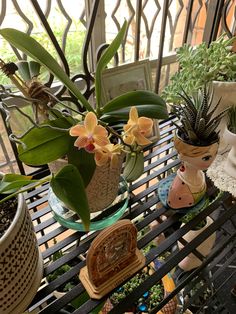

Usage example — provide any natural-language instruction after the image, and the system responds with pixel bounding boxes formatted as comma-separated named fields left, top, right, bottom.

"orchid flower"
left=94, top=144, right=123, bottom=168
left=123, top=107, right=153, bottom=146
left=69, top=112, right=109, bottom=152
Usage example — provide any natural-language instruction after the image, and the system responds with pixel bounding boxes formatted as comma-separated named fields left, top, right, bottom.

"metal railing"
left=0, top=0, right=235, bottom=174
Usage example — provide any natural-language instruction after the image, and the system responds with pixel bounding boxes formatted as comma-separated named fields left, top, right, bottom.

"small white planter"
left=178, top=216, right=216, bottom=271
left=211, top=81, right=236, bottom=153
left=0, top=194, right=43, bottom=314
left=223, top=127, right=236, bottom=179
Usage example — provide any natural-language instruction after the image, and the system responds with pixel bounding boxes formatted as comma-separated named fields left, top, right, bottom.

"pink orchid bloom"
left=69, top=112, right=109, bottom=152
left=123, top=106, right=153, bottom=146
left=94, top=144, right=122, bottom=168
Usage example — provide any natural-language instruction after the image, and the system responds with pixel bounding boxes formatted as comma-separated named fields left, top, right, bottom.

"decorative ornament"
left=79, top=219, right=145, bottom=299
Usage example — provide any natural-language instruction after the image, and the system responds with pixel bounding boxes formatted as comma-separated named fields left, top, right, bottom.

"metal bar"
left=182, top=0, right=194, bottom=45
left=134, top=0, right=142, bottom=61
left=203, top=0, right=225, bottom=45
left=154, top=0, right=169, bottom=93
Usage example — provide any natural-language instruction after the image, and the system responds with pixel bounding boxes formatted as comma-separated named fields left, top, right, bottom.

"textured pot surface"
left=178, top=216, right=216, bottom=271
left=49, top=154, right=124, bottom=213
left=0, top=194, right=43, bottom=314
left=223, top=128, right=236, bottom=179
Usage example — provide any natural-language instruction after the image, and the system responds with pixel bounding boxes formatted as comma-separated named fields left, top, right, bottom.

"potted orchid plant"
left=0, top=21, right=168, bottom=231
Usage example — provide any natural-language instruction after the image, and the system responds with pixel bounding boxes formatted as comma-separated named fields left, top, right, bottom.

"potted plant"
left=223, top=105, right=236, bottom=178
left=162, top=35, right=236, bottom=152
left=0, top=21, right=168, bottom=231
left=163, top=86, right=228, bottom=210
left=162, top=35, right=236, bottom=105
left=0, top=173, right=43, bottom=314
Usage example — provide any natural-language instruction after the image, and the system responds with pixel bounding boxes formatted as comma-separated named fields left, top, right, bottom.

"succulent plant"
left=171, top=86, right=229, bottom=145
left=162, top=34, right=236, bottom=104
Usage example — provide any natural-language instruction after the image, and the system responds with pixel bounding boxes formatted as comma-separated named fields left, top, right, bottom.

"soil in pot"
left=0, top=196, right=17, bottom=238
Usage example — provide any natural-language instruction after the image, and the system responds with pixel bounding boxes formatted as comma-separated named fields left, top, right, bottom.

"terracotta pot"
left=48, top=154, right=124, bottom=213
left=211, top=81, right=236, bottom=153
left=223, top=127, right=236, bottom=179
left=178, top=216, right=216, bottom=271
left=0, top=194, right=43, bottom=314
left=167, top=134, right=218, bottom=209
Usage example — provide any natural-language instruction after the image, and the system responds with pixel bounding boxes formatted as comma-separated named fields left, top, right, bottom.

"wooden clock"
left=79, top=219, right=146, bottom=299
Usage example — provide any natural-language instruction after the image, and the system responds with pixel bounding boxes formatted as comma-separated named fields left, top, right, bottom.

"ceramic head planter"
left=159, top=86, right=229, bottom=210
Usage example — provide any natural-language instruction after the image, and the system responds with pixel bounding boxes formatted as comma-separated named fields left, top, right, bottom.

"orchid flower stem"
left=0, top=175, right=52, bottom=203
left=99, top=121, right=134, bottom=151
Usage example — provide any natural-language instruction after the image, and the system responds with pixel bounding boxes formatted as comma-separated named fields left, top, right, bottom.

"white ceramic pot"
left=223, top=127, right=236, bottom=179
left=0, top=194, right=43, bottom=314
left=178, top=216, right=216, bottom=271
left=211, top=81, right=236, bottom=153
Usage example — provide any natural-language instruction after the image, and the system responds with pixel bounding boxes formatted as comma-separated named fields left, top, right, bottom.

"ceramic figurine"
left=158, top=86, right=228, bottom=210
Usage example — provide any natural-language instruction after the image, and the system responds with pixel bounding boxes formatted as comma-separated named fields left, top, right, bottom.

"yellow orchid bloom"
left=94, top=144, right=122, bottom=168
left=123, top=107, right=153, bottom=146
left=69, top=112, right=109, bottom=152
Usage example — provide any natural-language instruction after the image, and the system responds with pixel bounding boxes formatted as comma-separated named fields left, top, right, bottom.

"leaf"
left=29, top=60, right=41, bottom=78
left=102, top=104, right=168, bottom=120
left=50, top=164, right=90, bottom=230
left=95, top=21, right=127, bottom=108
left=67, top=146, right=96, bottom=187
left=103, top=90, right=168, bottom=119
left=0, top=28, right=94, bottom=112
left=18, top=117, right=75, bottom=165
left=0, top=174, right=35, bottom=194
left=16, top=61, right=31, bottom=81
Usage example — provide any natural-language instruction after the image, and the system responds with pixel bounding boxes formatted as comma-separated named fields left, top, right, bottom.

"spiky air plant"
left=171, top=86, right=229, bottom=146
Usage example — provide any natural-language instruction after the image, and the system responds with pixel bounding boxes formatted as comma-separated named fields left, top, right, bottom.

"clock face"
left=86, top=220, right=138, bottom=287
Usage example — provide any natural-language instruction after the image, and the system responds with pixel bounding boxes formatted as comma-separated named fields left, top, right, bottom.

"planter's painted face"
left=179, top=143, right=219, bottom=170
left=174, top=137, right=219, bottom=170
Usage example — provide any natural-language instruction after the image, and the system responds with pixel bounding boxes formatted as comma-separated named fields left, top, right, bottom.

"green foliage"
left=227, top=105, right=236, bottom=133
left=110, top=264, right=164, bottom=311
left=162, top=35, right=236, bottom=104
left=50, top=164, right=90, bottom=231
left=171, top=86, right=229, bottom=145
left=0, top=21, right=168, bottom=230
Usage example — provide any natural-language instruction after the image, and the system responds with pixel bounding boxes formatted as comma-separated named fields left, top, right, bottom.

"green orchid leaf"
left=102, top=104, right=168, bottom=120
left=18, top=117, right=75, bottom=165
left=103, top=90, right=168, bottom=119
left=16, top=61, right=31, bottom=81
left=0, top=28, right=93, bottom=112
left=95, top=21, right=127, bottom=108
left=50, top=164, right=90, bottom=231
left=67, top=146, right=96, bottom=187
left=29, top=60, right=41, bottom=78
left=0, top=174, right=35, bottom=194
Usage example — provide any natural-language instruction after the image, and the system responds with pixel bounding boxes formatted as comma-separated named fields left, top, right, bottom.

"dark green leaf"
left=102, top=104, right=168, bottom=120
left=103, top=90, right=168, bottom=119
left=50, top=164, right=90, bottom=230
left=67, top=146, right=96, bottom=187
left=18, top=117, right=75, bottom=165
